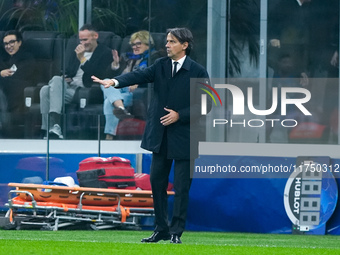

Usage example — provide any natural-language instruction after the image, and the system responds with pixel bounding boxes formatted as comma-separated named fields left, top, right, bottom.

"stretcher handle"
left=8, top=190, right=37, bottom=209
left=77, top=191, right=121, bottom=210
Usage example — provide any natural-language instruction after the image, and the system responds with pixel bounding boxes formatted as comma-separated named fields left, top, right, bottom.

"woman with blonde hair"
left=102, top=30, right=163, bottom=140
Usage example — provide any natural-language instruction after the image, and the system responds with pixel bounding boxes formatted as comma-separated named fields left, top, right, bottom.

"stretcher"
left=5, top=183, right=174, bottom=231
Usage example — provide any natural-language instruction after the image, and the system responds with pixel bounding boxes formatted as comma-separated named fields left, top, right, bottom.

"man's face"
left=166, top=33, right=188, bottom=61
left=78, top=30, right=98, bottom=52
left=3, top=34, right=21, bottom=55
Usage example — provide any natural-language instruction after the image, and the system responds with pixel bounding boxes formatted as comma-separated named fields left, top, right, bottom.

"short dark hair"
left=3, top=30, right=22, bottom=42
left=166, top=27, right=193, bottom=55
left=79, top=24, right=98, bottom=33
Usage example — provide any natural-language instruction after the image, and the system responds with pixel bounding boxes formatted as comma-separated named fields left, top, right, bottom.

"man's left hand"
left=160, top=108, right=179, bottom=126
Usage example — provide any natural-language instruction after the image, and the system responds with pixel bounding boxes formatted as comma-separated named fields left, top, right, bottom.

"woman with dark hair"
left=0, top=30, right=35, bottom=112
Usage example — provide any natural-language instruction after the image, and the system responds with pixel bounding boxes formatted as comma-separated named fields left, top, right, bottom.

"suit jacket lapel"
left=163, top=57, right=172, bottom=79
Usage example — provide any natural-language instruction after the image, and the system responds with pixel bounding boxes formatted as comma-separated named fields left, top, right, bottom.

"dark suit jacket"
left=66, top=43, right=112, bottom=88
left=115, top=56, right=210, bottom=160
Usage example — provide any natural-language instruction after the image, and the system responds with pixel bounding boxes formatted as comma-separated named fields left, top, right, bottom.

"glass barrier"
left=267, top=0, right=339, bottom=144
left=0, top=0, right=339, bottom=145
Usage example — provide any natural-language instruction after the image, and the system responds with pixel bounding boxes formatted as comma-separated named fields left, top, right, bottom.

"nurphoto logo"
left=200, top=80, right=312, bottom=129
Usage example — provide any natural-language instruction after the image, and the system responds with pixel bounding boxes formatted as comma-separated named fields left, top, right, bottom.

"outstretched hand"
left=91, top=76, right=114, bottom=88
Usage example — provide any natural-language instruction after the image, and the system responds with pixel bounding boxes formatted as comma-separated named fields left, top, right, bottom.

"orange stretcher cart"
left=5, top=183, right=175, bottom=231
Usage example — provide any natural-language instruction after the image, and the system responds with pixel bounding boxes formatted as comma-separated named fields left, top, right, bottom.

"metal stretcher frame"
left=5, top=183, right=175, bottom=231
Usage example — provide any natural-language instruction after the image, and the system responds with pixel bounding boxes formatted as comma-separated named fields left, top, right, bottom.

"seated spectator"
left=0, top=30, right=35, bottom=112
left=103, top=30, right=163, bottom=140
left=39, top=24, right=112, bottom=139
left=266, top=54, right=309, bottom=142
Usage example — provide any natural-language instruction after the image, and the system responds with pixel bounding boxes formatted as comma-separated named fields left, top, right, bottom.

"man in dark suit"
left=92, top=27, right=210, bottom=244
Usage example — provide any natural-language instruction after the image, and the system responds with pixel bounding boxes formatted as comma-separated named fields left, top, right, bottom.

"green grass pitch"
left=1, top=230, right=340, bottom=255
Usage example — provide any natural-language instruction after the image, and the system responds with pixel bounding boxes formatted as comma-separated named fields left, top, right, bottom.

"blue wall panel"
left=1, top=153, right=339, bottom=235
left=0, top=153, right=137, bottom=209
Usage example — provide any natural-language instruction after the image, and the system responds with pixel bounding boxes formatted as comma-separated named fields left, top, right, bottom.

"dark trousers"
left=0, top=78, right=27, bottom=112
left=150, top=132, right=193, bottom=236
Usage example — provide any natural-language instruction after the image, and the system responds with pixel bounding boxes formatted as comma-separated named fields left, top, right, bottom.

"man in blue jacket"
left=40, top=24, right=112, bottom=139
left=92, top=27, right=210, bottom=244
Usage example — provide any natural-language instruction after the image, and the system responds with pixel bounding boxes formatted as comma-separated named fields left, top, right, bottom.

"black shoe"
left=170, top=234, right=182, bottom=244
left=113, top=107, right=133, bottom=120
left=141, top=232, right=170, bottom=243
